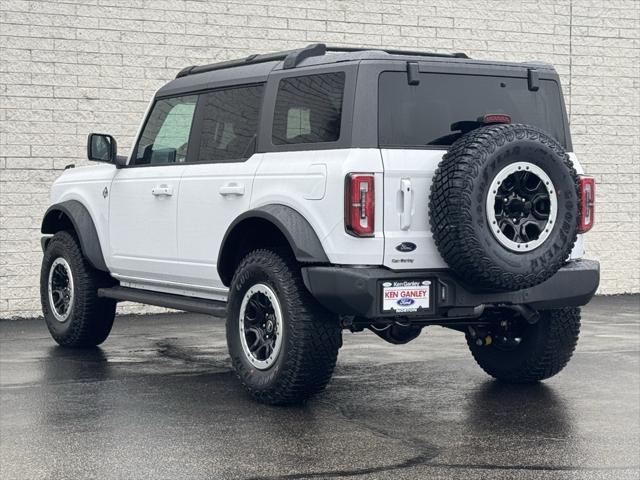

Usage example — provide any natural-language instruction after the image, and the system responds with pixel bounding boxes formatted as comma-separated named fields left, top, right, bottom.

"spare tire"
left=429, top=124, right=579, bottom=291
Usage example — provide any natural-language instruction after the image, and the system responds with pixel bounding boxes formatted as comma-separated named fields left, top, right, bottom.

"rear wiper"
left=427, top=115, right=513, bottom=145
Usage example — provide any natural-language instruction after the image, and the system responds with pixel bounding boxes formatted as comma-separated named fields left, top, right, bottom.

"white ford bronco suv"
left=41, top=44, right=599, bottom=404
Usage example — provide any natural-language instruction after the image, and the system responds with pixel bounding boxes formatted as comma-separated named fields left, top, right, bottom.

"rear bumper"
left=301, top=259, right=600, bottom=319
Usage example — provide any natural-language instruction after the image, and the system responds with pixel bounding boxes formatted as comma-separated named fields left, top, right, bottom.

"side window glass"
left=134, top=95, right=197, bottom=165
left=272, top=72, right=345, bottom=145
left=196, top=84, right=264, bottom=163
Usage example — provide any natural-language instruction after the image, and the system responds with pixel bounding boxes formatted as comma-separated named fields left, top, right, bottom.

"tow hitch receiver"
left=467, top=312, right=529, bottom=349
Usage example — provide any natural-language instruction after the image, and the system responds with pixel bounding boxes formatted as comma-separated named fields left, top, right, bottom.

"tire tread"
left=40, top=231, right=116, bottom=347
left=467, top=308, right=581, bottom=382
left=429, top=124, right=579, bottom=291
left=227, top=249, right=341, bottom=405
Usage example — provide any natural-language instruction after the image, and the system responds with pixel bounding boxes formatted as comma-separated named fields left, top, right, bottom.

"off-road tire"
left=467, top=308, right=581, bottom=383
left=40, top=231, right=116, bottom=347
left=429, top=124, right=579, bottom=291
left=226, top=249, right=342, bottom=405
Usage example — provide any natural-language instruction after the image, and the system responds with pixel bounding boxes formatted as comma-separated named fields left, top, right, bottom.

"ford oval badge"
left=395, top=242, right=417, bottom=253
left=397, top=298, right=415, bottom=306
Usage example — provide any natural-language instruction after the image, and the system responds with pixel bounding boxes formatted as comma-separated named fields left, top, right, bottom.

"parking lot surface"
left=1, top=295, right=639, bottom=479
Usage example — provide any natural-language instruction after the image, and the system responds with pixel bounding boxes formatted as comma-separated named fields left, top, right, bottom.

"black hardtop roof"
left=156, top=43, right=555, bottom=98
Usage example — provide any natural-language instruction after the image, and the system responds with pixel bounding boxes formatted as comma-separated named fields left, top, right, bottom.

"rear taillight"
left=345, top=173, right=375, bottom=237
left=578, top=175, right=595, bottom=233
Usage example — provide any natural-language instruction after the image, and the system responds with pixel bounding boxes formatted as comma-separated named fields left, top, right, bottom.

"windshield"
left=378, top=71, right=568, bottom=148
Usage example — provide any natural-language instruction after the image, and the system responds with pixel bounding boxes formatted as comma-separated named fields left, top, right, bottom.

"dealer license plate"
left=381, top=280, right=431, bottom=313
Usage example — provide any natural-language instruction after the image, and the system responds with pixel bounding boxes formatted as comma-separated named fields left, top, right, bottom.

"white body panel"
left=47, top=147, right=587, bottom=298
left=49, top=164, right=116, bottom=264
left=175, top=154, right=263, bottom=289
left=252, top=148, right=384, bottom=266
left=380, top=149, right=448, bottom=270
left=47, top=145, right=587, bottom=299
left=108, top=165, right=185, bottom=283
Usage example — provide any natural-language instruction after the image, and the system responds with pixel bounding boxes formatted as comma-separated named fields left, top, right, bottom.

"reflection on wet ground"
left=1, top=295, right=639, bottom=479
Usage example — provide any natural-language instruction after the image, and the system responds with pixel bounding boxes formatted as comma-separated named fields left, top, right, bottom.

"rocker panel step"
left=98, top=286, right=227, bottom=317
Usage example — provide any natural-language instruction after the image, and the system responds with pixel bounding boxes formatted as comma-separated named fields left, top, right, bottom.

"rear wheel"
left=467, top=308, right=581, bottom=383
left=40, top=231, right=116, bottom=347
left=226, top=249, right=342, bottom=405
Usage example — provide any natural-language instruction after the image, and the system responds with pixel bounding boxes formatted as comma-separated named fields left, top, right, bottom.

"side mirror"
left=87, top=133, right=126, bottom=166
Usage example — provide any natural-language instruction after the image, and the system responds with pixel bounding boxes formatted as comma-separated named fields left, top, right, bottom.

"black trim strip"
left=41, top=201, right=108, bottom=272
left=98, top=286, right=227, bottom=316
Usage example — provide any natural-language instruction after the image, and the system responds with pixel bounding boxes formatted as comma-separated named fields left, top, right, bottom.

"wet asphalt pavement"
left=1, top=295, right=639, bottom=480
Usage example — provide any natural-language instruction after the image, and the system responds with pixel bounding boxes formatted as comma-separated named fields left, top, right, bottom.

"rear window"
left=378, top=72, right=567, bottom=148
left=196, top=84, right=264, bottom=163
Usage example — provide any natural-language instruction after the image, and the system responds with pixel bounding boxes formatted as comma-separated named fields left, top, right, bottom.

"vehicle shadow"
left=41, top=345, right=112, bottom=384
left=29, top=347, right=113, bottom=429
left=465, top=380, right=574, bottom=438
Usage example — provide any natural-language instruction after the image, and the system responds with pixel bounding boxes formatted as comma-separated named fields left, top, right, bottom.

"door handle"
left=400, top=178, right=413, bottom=231
left=151, top=184, right=174, bottom=196
left=219, top=182, right=245, bottom=196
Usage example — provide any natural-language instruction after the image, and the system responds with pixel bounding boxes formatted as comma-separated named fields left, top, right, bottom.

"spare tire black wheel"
left=429, top=124, right=579, bottom=291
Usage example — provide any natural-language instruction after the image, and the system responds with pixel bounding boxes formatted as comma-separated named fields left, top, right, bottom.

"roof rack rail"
left=175, top=43, right=468, bottom=78
left=325, top=46, right=468, bottom=59
left=175, top=43, right=326, bottom=78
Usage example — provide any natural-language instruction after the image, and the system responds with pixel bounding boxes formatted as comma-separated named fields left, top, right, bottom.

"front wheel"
left=226, top=249, right=342, bottom=405
left=40, top=231, right=116, bottom=347
left=467, top=308, right=581, bottom=383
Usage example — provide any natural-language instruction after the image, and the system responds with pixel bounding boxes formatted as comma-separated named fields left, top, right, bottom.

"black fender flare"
left=41, top=200, right=108, bottom=272
left=218, top=204, right=329, bottom=285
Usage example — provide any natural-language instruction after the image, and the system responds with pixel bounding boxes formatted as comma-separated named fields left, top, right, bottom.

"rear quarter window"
left=272, top=72, right=345, bottom=145
left=378, top=72, right=567, bottom=149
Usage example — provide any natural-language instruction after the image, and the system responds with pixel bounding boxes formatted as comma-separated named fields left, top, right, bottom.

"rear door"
left=175, top=83, right=265, bottom=292
left=380, top=148, right=447, bottom=269
left=378, top=67, right=569, bottom=270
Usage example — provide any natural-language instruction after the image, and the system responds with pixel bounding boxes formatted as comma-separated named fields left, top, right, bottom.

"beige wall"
left=1, top=0, right=639, bottom=318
